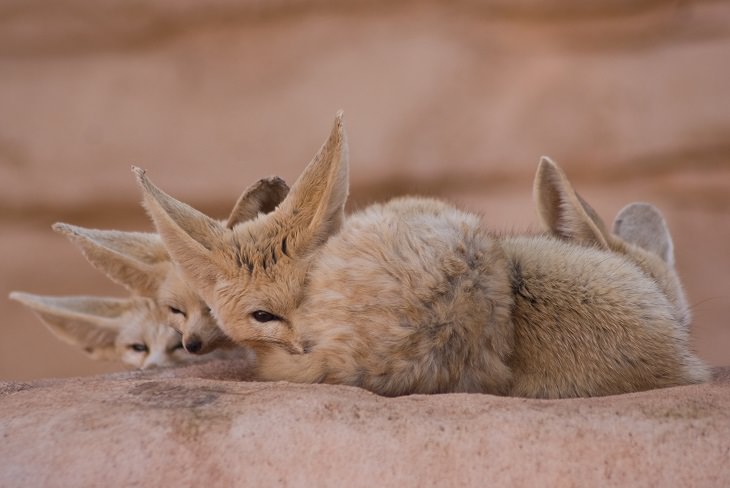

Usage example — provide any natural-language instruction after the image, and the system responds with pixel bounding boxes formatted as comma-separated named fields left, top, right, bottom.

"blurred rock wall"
left=1, top=0, right=729, bottom=379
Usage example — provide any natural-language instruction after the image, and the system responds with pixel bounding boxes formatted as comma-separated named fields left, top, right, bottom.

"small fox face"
left=157, top=269, right=233, bottom=354
left=51, top=224, right=218, bottom=354
left=205, top=243, right=310, bottom=354
left=52, top=176, right=288, bottom=355
left=9, top=292, right=194, bottom=369
left=135, top=113, right=347, bottom=354
left=113, top=299, right=190, bottom=369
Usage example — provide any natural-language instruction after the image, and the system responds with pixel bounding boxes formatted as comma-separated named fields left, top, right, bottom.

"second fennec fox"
left=52, top=177, right=288, bottom=355
left=9, top=292, right=192, bottom=369
left=135, top=113, right=709, bottom=398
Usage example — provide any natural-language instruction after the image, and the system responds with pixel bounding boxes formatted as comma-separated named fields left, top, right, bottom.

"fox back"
left=534, top=157, right=690, bottom=329
left=254, top=197, right=515, bottom=395
left=500, top=235, right=707, bottom=397
left=252, top=198, right=708, bottom=397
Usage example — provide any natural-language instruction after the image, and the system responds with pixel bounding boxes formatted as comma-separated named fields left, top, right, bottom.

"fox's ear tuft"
left=9, top=292, right=129, bottom=360
left=534, top=156, right=610, bottom=249
left=226, top=176, right=290, bottom=229
left=275, top=112, right=349, bottom=257
left=613, top=202, right=675, bottom=265
left=133, top=169, right=228, bottom=302
left=52, top=222, right=168, bottom=296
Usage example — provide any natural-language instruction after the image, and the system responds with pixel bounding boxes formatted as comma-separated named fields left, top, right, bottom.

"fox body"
left=534, top=157, right=691, bottom=330
left=137, top=113, right=709, bottom=397
left=246, top=199, right=707, bottom=397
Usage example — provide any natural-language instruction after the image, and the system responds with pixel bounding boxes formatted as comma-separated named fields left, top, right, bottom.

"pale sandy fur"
left=45, top=176, right=288, bottom=356
left=49, top=225, right=235, bottom=356
left=136, top=113, right=710, bottom=397
left=501, top=236, right=706, bottom=397
left=254, top=198, right=514, bottom=395
left=252, top=201, right=708, bottom=398
left=8, top=292, right=220, bottom=369
left=534, top=157, right=691, bottom=329
left=8, top=178, right=288, bottom=367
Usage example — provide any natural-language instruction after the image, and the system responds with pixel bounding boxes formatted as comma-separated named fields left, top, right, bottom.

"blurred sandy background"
left=1, top=0, right=728, bottom=380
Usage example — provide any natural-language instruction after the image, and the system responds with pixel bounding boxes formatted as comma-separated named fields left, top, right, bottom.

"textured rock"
left=0, top=363, right=728, bottom=486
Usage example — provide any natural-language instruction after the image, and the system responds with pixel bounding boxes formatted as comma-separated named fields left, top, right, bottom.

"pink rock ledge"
left=1, top=361, right=728, bottom=487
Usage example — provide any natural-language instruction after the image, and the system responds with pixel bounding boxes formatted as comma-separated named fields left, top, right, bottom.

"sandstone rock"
left=1, top=363, right=728, bottom=486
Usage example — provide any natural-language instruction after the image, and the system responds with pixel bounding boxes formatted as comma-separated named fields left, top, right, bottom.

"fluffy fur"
left=135, top=113, right=710, bottom=397
left=52, top=176, right=288, bottom=355
left=9, top=292, right=198, bottom=369
left=534, top=157, right=690, bottom=329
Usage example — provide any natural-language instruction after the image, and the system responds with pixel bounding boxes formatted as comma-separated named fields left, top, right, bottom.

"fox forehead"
left=227, top=214, right=295, bottom=275
left=159, top=270, right=204, bottom=306
left=115, top=302, right=174, bottom=345
left=213, top=255, right=306, bottom=312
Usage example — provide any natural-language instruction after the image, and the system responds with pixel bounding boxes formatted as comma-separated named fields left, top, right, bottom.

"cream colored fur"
left=9, top=292, right=198, bottom=369
left=52, top=176, right=288, bottom=355
left=534, top=157, right=690, bottom=329
left=133, top=116, right=346, bottom=355
left=135, top=113, right=710, bottom=398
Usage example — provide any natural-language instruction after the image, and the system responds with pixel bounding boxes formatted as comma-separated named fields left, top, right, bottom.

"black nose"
left=184, top=338, right=203, bottom=354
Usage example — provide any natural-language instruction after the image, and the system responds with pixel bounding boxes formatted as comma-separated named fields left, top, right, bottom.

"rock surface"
left=1, top=0, right=729, bottom=378
left=1, top=362, right=728, bottom=486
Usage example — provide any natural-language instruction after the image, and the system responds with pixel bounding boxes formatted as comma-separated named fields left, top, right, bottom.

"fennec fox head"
left=52, top=177, right=288, bottom=354
left=534, top=156, right=690, bottom=328
left=134, top=112, right=347, bottom=354
left=9, top=291, right=188, bottom=369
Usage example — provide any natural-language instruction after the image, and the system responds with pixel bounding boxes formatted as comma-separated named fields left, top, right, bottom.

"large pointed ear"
left=52, top=223, right=168, bottom=297
left=133, top=167, right=231, bottom=302
left=9, top=291, right=126, bottom=360
left=225, top=176, right=290, bottom=229
left=533, top=156, right=610, bottom=249
left=275, top=111, right=349, bottom=257
left=613, top=202, right=675, bottom=266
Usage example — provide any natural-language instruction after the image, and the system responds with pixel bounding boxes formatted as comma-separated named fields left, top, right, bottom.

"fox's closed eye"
left=128, top=343, right=148, bottom=353
left=168, top=306, right=186, bottom=317
left=252, top=310, right=282, bottom=323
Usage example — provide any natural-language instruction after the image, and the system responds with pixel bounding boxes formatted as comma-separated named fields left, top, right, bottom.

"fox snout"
left=183, top=334, right=204, bottom=354
left=141, top=353, right=166, bottom=370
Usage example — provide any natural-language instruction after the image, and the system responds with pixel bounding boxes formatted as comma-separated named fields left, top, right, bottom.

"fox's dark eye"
left=203, top=306, right=211, bottom=315
left=168, top=306, right=186, bottom=317
left=252, top=310, right=281, bottom=323
left=128, top=343, right=148, bottom=353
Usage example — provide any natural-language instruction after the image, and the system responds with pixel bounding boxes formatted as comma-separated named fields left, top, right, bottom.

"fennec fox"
left=9, top=292, right=195, bottom=369
left=534, top=157, right=690, bottom=329
left=135, top=112, right=709, bottom=398
left=53, top=177, right=288, bottom=355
